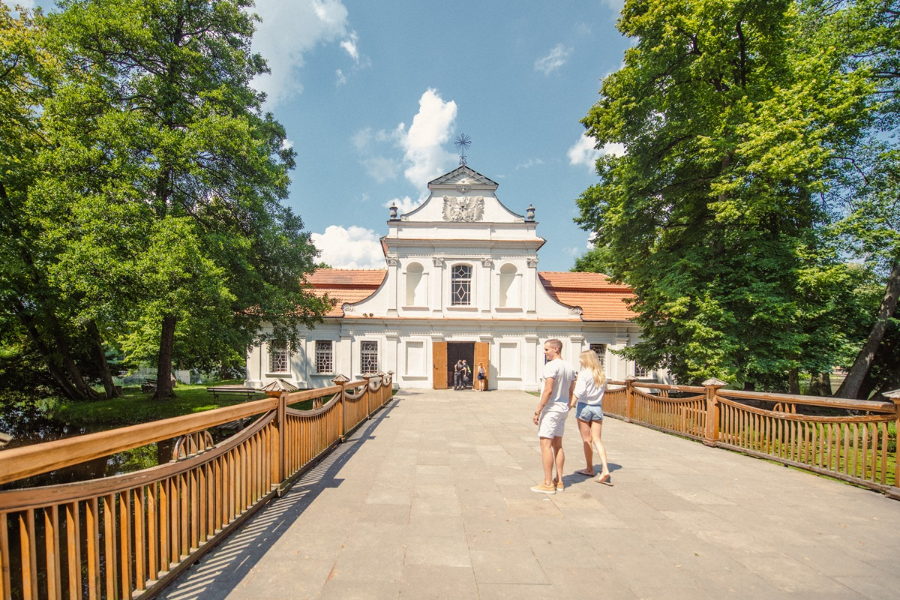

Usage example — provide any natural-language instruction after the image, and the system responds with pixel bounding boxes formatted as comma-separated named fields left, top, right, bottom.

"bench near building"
left=246, top=165, right=653, bottom=392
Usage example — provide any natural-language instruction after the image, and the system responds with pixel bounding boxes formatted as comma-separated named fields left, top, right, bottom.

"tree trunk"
left=155, top=315, right=177, bottom=399
left=87, top=321, right=118, bottom=398
left=17, top=309, right=81, bottom=400
left=47, top=314, right=99, bottom=401
left=808, top=372, right=832, bottom=396
left=788, top=368, right=800, bottom=394
left=836, top=260, right=900, bottom=399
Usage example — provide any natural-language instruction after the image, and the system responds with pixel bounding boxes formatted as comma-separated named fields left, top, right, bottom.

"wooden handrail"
left=717, top=389, right=895, bottom=412
left=601, top=378, right=899, bottom=499
left=0, top=397, right=278, bottom=485
left=0, top=374, right=393, bottom=600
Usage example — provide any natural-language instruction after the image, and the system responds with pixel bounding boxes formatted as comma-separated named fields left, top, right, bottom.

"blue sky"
left=15, top=0, right=631, bottom=272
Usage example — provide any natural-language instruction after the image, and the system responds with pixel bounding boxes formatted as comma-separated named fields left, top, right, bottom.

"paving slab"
left=160, top=389, right=900, bottom=600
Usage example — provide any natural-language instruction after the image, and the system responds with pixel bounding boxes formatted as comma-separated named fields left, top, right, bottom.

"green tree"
left=575, top=0, right=872, bottom=389
left=2, top=1, right=328, bottom=402
left=805, top=0, right=900, bottom=399
left=23, top=0, right=328, bottom=398
left=0, top=5, right=113, bottom=401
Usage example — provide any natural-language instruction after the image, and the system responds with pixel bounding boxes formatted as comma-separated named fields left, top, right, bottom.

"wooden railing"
left=605, top=378, right=900, bottom=498
left=0, top=372, right=393, bottom=600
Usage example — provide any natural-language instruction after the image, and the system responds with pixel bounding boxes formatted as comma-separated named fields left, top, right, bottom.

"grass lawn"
left=51, top=381, right=275, bottom=428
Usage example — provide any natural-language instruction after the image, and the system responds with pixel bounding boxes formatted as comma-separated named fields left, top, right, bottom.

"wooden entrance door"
left=474, top=342, right=490, bottom=389
left=433, top=342, right=448, bottom=389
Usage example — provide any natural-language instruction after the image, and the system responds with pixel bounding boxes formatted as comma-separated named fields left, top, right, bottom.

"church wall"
left=246, top=319, right=644, bottom=392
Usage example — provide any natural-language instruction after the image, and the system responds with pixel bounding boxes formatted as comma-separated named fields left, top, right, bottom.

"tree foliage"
left=1, top=1, right=328, bottom=400
left=575, top=0, right=878, bottom=390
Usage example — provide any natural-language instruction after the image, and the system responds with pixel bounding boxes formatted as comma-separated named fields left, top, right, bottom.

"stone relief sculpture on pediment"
left=442, top=196, right=484, bottom=222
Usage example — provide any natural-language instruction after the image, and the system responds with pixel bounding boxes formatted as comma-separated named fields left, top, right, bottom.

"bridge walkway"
left=159, top=389, right=900, bottom=600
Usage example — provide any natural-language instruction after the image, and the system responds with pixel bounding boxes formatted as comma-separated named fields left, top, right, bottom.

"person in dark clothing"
left=453, top=360, right=464, bottom=390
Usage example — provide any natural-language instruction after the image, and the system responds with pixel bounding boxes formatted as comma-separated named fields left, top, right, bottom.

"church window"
left=269, top=341, right=289, bottom=373
left=498, top=263, right=519, bottom=308
left=360, top=341, right=379, bottom=374
left=589, top=343, right=606, bottom=367
left=315, top=341, right=333, bottom=374
left=451, top=264, right=472, bottom=306
left=406, top=262, right=426, bottom=306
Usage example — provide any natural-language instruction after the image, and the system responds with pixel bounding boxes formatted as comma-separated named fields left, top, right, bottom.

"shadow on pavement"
left=158, top=397, right=401, bottom=600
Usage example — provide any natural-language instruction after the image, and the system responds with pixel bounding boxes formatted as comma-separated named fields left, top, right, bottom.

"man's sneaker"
left=530, top=482, right=556, bottom=494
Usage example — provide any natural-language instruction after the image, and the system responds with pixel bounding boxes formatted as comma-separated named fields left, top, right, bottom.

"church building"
left=246, top=165, right=651, bottom=391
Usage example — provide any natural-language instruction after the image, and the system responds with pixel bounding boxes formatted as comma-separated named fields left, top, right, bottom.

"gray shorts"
left=575, top=403, right=604, bottom=422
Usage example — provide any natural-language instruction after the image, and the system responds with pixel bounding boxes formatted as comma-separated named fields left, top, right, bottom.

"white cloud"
left=251, top=0, right=352, bottom=105
left=534, top=44, right=571, bottom=75
left=362, top=156, right=401, bottom=182
left=354, top=89, right=457, bottom=192
left=340, top=31, right=360, bottom=63
left=281, top=138, right=294, bottom=150
left=398, top=89, right=457, bottom=190
left=516, top=158, right=545, bottom=170
left=311, top=225, right=384, bottom=269
left=383, top=196, right=422, bottom=215
left=567, top=135, right=626, bottom=169
left=335, top=69, right=347, bottom=86
left=602, top=142, right=626, bottom=157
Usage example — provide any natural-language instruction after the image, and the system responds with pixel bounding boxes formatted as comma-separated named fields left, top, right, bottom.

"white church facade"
left=246, top=165, right=651, bottom=391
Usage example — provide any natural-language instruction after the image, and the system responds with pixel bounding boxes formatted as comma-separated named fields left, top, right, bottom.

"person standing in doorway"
left=476, top=363, right=486, bottom=391
left=571, top=350, right=611, bottom=484
left=453, top=359, right=464, bottom=390
left=531, top=339, right=576, bottom=494
left=461, top=360, right=471, bottom=389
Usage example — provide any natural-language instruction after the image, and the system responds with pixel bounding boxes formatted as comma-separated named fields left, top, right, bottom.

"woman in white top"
left=570, top=350, right=611, bottom=484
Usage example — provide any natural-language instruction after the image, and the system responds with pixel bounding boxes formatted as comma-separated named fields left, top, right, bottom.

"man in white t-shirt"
left=531, top=339, right=576, bottom=494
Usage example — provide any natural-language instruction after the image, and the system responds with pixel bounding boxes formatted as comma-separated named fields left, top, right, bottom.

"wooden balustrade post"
left=625, top=376, right=636, bottom=423
left=884, top=389, right=900, bottom=489
left=332, top=375, right=350, bottom=439
left=702, top=378, right=727, bottom=447
left=277, top=392, right=287, bottom=488
left=362, top=374, right=374, bottom=419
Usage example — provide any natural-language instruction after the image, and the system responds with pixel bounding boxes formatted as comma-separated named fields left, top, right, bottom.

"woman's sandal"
left=595, top=473, right=612, bottom=485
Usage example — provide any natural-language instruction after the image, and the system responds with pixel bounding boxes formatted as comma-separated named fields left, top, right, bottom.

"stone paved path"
left=160, top=389, right=900, bottom=600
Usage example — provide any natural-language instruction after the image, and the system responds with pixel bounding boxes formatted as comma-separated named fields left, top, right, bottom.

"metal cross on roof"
left=454, top=134, right=472, bottom=166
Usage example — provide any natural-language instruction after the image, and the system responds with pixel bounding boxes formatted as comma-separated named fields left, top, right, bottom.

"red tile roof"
left=307, top=269, right=386, bottom=317
left=304, top=269, right=635, bottom=321
left=538, top=272, right=635, bottom=322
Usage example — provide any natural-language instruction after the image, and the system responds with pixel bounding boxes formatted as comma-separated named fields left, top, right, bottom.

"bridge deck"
left=160, top=390, right=900, bottom=600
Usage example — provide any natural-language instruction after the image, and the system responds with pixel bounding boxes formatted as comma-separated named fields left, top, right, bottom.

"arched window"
left=498, top=263, right=520, bottom=308
left=405, top=262, right=425, bottom=306
left=451, top=264, right=472, bottom=306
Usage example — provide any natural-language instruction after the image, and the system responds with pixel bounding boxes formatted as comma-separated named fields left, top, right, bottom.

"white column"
left=480, top=258, right=493, bottom=313
left=432, top=257, right=445, bottom=314
left=526, top=257, right=538, bottom=313
left=387, top=257, right=399, bottom=316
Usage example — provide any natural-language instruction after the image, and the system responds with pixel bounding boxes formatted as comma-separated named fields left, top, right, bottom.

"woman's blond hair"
left=579, top=350, right=606, bottom=387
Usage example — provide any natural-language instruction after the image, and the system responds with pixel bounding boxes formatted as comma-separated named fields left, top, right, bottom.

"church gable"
left=427, top=165, right=498, bottom=187
left=399, top=164, right=524, bottom=224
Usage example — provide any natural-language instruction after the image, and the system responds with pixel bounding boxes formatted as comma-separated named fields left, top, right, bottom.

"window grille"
left=635, top=364, right=650, bottom=378
left=360, top=341, right=378, bottom=374
left=589, top=343, right=606, bottom=367
left=315, top=340, right=333, bottom=374
left=269, top=341, right=289, bottom=373
left=451, top=264, right=472, bottom=306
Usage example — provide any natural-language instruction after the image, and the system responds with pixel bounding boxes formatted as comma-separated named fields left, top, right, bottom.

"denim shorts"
left=575, top=403, right=604, bottom=422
